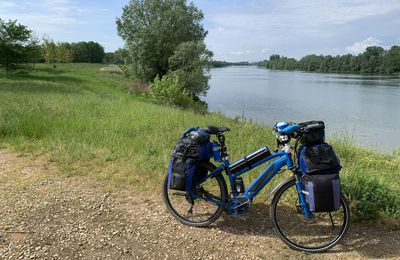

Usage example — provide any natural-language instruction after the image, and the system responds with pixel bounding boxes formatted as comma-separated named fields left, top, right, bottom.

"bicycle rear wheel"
left=163, top=161, right=228, bottom=227
left=270, top=178, right=349, bottom=252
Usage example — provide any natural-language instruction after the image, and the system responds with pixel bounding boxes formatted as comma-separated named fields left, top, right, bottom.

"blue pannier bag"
left=298, top=143, right=342, bottom=212
left=167, top=127, right=211, bottom=191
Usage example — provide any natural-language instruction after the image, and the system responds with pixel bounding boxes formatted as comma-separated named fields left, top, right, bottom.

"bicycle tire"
left=270, top=178, right=350, bottom=252
left=163, top=161, right=228, bottom=227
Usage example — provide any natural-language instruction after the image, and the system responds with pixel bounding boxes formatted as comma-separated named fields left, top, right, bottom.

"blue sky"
left=1, top=0, right=400, bottom=62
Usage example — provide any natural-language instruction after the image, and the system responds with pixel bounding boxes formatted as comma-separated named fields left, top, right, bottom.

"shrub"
left=342, top=173, right=400, bottom=220
left=150, top=74, right=194, bottom=108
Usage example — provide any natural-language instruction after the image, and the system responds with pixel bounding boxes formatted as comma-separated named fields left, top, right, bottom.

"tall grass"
left=1, top=63, right=399, bottom=221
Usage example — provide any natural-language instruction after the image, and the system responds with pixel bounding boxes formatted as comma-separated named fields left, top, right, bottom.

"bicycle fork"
left=295, top=176, right=312, bottom=219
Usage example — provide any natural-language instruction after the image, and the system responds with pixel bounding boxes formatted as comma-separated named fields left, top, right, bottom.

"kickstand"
left=187, top=204, right=193, bottom=214
left=329, top=212, right=335, bottom=227
left=186, top=195, right=194, bottom=214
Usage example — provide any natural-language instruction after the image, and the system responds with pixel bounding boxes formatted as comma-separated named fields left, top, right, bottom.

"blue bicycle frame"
left=192, top=143, right=312, bottom=219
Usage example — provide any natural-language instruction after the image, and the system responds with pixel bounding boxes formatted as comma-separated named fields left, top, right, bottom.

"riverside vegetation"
left=1, top=63, right=400, bottom=224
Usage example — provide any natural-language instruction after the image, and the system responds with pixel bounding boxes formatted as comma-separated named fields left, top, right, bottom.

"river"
left=203, top=66, right=400, bottom=151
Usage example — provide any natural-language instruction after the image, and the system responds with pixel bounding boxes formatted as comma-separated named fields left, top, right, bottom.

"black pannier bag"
left=302, top=173, right=341, bottom=212
left=300, top=121, right=325, bottom=146
left=298, top=143, right=341, bottom=174
left=167, top=127, right=211, bottom=191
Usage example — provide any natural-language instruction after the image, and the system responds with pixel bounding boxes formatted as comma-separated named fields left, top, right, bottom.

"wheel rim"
left=273, top=181, right=348, bottom=251
left=165, top=175, right=223, bottom=224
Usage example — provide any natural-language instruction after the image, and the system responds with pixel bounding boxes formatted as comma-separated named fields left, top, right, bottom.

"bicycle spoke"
left=163, top=164, right=226, bottom=226
left=271, top=179, right=349, bottom=252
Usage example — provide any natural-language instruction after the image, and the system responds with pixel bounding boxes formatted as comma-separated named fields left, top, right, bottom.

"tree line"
left=42, top=39, right=105, bottom=64
left=1, top=18, right=105, bottom=72
left=258, top=46, right=400, bottom=74
left=211, top=61, right=252, bottom=67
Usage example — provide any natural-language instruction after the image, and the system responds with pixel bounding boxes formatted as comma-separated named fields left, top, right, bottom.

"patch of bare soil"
left=0, top=150, right=399, bottom=259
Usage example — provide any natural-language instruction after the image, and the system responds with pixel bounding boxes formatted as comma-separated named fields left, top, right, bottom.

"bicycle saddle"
left=204, top=126, right=230, bottom=135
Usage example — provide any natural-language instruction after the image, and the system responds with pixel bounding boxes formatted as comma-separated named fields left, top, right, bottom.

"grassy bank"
left=1, top=63, right=399, bottom=222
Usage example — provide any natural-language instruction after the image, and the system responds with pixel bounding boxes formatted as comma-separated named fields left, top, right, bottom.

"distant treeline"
left=104, top=48, right=129, bottom=64
left=42, top=39, right=105, bottom=64
left=258, top=46, right=400, bottom=74
left=1, top=18, right=107, bottom=71
left=211, top=60, right=252, bottom=67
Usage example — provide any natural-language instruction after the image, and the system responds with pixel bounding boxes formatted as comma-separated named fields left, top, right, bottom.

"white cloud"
left=0, top=0, right=84, bottom=33
left=211, top=0, right=400, bottom=31
left=229, top=51, right=244, bottom=55
left=345, top=37, right=385, bottom=54
left=205, top=0, right=400, bottom=61
left=0, top=1, right=16, bottom=8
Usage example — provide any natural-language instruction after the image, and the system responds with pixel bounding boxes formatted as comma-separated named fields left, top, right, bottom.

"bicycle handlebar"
left=274, top=120, right=325, bottom=139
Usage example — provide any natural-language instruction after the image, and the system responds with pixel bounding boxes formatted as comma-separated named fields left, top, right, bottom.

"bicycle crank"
left=227, top=197, right=250, bottom=216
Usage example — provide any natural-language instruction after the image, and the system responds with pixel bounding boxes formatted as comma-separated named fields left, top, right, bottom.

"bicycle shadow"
left=213, top=203, right=275, bottom=236
left=213, top=203, right=400, bottom=258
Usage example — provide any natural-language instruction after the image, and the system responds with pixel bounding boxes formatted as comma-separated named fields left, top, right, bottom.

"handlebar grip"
left=281, top=124, right=300, bottom=135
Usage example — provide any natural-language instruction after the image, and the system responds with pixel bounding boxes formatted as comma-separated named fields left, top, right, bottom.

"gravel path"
left=1, top=150, right=399, bottom=259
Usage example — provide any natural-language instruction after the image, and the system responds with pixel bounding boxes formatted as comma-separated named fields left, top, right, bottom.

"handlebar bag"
left=300, top=121, right=325, bottom=146
left=298, top=143, right=341, bottom=174
left=302, top=173, right=341, bottom=212
left=167, top=127, right=211, bottom=191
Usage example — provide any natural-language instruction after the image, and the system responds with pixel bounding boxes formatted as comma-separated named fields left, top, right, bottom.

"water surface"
left=203, top=66, right=400, bottom=151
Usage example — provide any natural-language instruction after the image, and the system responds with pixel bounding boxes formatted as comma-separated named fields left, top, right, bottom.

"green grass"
left=1, top=63, right=399, bottom=222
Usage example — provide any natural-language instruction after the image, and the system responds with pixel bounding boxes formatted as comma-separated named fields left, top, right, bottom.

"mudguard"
left=267, top=176, right=295, bottom=200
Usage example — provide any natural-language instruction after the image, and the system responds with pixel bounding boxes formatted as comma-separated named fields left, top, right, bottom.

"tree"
left=384, top=45, right=400, bottom=74
left=168, top=41, right=212, bottom=96
left=71, top=41, right=104, bottom=63
left=71, top=42, right=89, bottom=62
left=25, top=34, right=43, bottom=66
left=86, top=41, right=105, bottom=63
left=42, top=37, right=58, bottom=65
left=0, top=19, right=32, bottom=73
left=116, top=0, right=208, bottom=82
left=360, top=46, right=385, bottom=73
left=57, top=42, right=73, bottom=63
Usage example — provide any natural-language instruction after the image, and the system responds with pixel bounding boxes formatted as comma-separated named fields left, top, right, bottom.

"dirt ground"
left=1, top=150, right=400, bottom=260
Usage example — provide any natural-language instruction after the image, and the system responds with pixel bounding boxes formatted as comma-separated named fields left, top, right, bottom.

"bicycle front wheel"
left=270, top=178, right=349, bottom=252
left=163, top=161, right=228, bottom=227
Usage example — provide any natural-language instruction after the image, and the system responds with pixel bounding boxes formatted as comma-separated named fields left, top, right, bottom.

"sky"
left=1, top=0, right=400, bottom=62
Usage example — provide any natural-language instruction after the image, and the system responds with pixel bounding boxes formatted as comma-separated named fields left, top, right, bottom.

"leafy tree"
left=360, top=46, right=385, bottom=73
left=116, top=0, right=208, bottom=82
left=71, top=41, right=104, bottom=63
left=86, top=41, right=104, bottom=63
left=384, top=45, right=400, bottom=74
left=0, top=19, right=33, bottom=72
left=104, top=48, right=130, bottom=64
left=57, top=42, right=73, bottom=63
left=71, top=42, right=89, bottom=62
left=269, top=54, right=281, bottom=61
left=42, top=37, right=58, bottom=65
left=113, top=48, right=129, bottom=64
left=168, top=41, right=212, bottom=96
left=25, top=34, right=43, bottom=66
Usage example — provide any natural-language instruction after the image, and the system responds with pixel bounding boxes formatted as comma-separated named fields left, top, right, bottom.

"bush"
left=342, top=173, right=400, bottom=220
left=150, top=74, right=194, bottom=108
